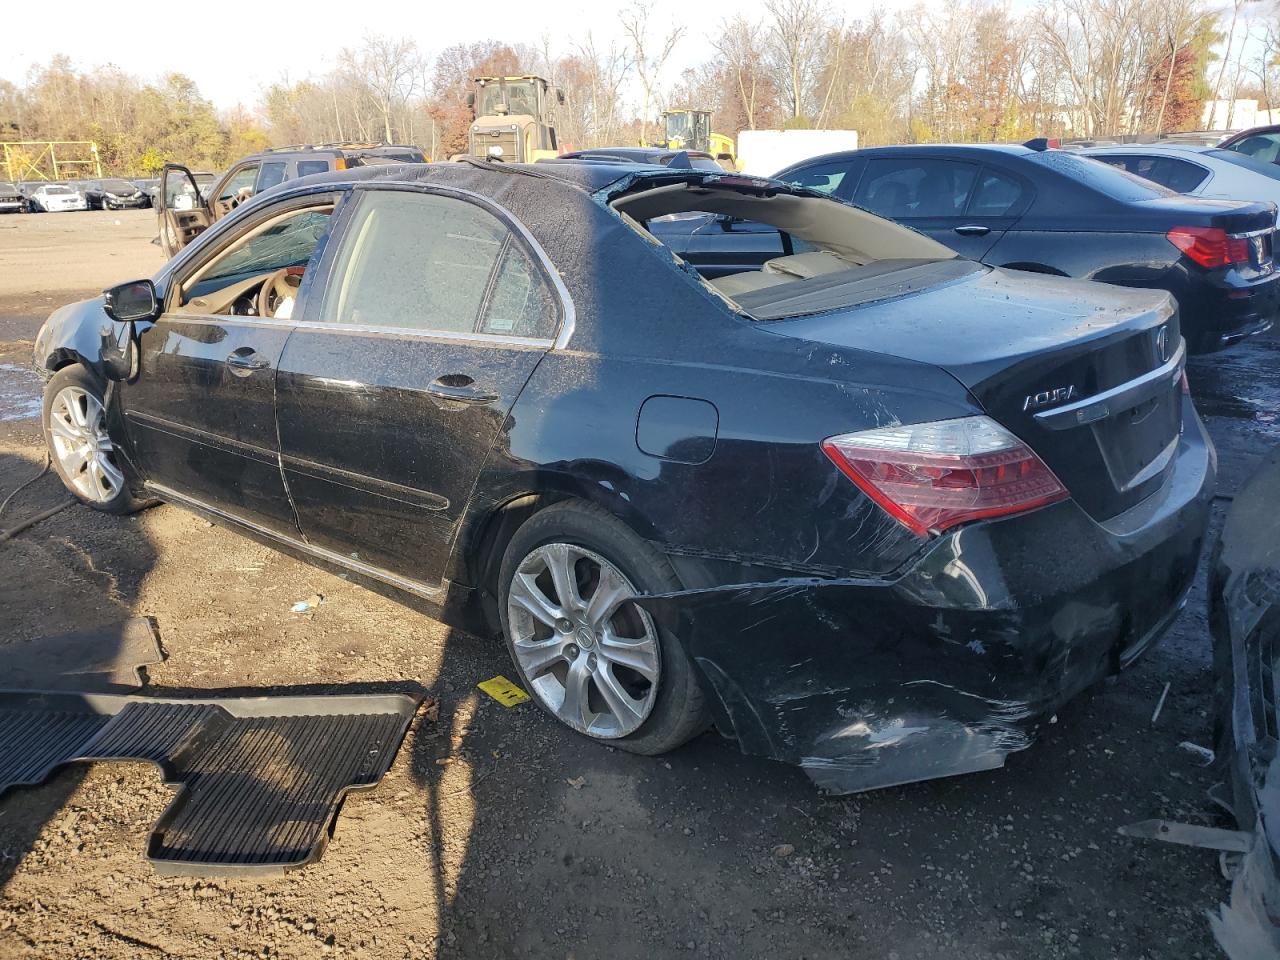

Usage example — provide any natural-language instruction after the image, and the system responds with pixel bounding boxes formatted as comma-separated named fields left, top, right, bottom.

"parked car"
left=551, top=147, right=724, bottom=171
left=34, top=161, right=1213, bottom=793
left=1082, top=143, right=1280, bottom=206
left=157, top=142, right=427, bottom=256
left=26, top=183, right=88, bottom=213
left=84, top=178, right=150, bottom=210
left=0, top=182, right=25, bottom=213
left=1218, top=124, right=1280, bottom=165
left=662, top=143, right=1278, bottom=354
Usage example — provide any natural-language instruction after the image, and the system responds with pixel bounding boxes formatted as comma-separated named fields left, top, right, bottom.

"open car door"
left=158, top=164, right=211, bottom=258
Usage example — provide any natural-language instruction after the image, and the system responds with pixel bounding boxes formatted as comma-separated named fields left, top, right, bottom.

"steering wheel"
left=258, top=266, right=304, bottom=318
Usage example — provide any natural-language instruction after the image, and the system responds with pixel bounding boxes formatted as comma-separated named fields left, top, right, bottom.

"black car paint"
left=661, top=145, right=1279, bottom=353
left=34, top=160, right=1216, bottom=792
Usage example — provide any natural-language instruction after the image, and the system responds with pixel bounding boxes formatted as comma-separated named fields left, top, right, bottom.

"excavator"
left=464, top=76, right=564, bottom=163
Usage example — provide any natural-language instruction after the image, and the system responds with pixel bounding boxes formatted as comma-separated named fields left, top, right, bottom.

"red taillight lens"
left=1167, top=226, right=1250, bottom=269
left=821, top=417, right=1068, bottom=537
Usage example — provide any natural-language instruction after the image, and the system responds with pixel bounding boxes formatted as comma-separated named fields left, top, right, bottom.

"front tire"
left=498, top=500, right=707, bottom=755
left=42, top=365, right=146, bottom=514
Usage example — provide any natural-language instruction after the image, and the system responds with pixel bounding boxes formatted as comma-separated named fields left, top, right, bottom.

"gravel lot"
left=1, top=208, right=1277, bottom=959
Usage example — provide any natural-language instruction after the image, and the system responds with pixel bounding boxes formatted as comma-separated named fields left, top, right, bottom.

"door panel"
left=276, top=331, right=544, bottom=581
left=121, top=317, right=297, bottom=532
left=275, top=187, right=561, bottom=586
left=158, top=164, right=211, bottom=257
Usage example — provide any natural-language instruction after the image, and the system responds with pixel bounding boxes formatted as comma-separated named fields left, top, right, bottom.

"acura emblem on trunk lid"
left=1022, top=385, right=1078, bottom=412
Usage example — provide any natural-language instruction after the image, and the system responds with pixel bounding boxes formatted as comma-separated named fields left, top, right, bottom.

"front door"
left=276, top=186, right=563, bottom=587
left=122, top=195, right=339, bottom=533
left=158, top=164, right=212, bottom=257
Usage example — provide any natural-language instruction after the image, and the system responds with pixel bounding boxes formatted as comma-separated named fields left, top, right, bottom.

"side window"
left=183, top=207, right=333, bottom=306
left=784, top=161, right=852, bottom=197
left=297, top=160, right=330, bottom=178
left=256, top=162, right=287, bottom=193
left=321, top=191, right=559, bottom=339
left=218, top=165, right=259, bottom=203
left=1142, top=157, right=1208, bottom=193
left=1092, top=155, right=1207, bottom=193
left=967, top=169, right=1025, bottom=217
left=1225, top=133, right=1280, bottom=165
left=854, top=158, right=979, bottom=218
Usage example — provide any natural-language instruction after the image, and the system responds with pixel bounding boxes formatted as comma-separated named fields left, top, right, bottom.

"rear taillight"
left=1167, top=226, right=1250, bottom=269
left=821, top=416, right=1068, bottom=537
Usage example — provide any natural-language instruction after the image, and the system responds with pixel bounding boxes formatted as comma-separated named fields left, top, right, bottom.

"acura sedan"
left=33, top=160, right=1214, bottom=793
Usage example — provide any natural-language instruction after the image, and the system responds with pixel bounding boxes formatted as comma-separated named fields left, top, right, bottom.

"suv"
left=157, top=142, right=426, bottom=256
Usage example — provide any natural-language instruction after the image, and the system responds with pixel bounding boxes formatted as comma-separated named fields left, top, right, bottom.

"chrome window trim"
left=353, top=181, right=577, bottom=350
left=287, top=318, right=552, bottom=348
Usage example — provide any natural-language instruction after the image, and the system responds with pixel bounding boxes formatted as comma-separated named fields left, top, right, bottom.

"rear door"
left=275, top=185, right=564, bottom=587
left=851, top=156, right=1022, bottom=259
left=158, top=164, right=212, bottom=257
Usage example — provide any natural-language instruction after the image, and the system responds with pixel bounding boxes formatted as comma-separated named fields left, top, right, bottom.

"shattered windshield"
left=200, top=210, right=331, bottom=286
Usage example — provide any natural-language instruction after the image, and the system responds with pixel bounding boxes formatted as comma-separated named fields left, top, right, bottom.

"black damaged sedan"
left=32, top=160, right=1214, bottom=793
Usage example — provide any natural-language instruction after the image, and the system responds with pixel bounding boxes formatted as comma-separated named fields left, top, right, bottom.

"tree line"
left=0, top=0, right=1275, bottom=177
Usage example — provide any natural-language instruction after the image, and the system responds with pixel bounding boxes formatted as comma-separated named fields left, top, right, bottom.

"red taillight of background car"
left=1167, top=226, right=1250, bottom=269
left=821, top=417, right=1068, bottom=537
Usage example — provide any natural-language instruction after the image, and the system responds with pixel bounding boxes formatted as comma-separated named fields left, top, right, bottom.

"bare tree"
left=340, top=34, right=424, bottom=144
left=712, top=16, right=777, bottom=130
left=763, top=0, right=831, bottom=122
left=620, top=1, right=685, bottom=143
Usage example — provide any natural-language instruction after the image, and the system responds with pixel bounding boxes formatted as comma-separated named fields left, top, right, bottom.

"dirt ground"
left=1, top=208, right=1276, bottom=959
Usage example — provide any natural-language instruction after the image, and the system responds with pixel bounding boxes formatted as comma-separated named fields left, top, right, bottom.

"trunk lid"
left=773, top=266, right=1186, bottom=521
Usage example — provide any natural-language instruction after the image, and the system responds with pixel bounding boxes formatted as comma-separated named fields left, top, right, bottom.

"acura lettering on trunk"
left=31, top=160, right=1216, bottom=794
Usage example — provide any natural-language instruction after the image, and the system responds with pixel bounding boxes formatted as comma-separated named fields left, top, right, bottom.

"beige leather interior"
left=710, top=252, right=852, bottom=297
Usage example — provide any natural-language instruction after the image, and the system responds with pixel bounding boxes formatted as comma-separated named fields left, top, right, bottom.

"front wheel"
left=42, top=365, right=146, bottom=514
left=498, top=501, right=707, bottom=755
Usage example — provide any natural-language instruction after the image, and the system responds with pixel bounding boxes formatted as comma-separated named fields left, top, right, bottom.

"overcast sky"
left=4, top=0, right=764, bottom=111
left=6, top=0, right=1266, bottom=115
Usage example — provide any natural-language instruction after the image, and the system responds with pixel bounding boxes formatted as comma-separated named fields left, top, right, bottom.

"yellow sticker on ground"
left=477, top=675, right=530, bottom=707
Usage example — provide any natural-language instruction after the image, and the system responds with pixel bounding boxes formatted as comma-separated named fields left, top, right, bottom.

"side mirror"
left=556, top=89, right=565, bottom=105
left=465, top=92, right=476, bottom=111
left=103, top=280, right=159, bottom=323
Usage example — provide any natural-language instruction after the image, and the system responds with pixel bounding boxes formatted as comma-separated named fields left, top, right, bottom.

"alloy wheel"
left=507, top=542, right=661, bottom=738
left=47, top=385, right=124, bottom=503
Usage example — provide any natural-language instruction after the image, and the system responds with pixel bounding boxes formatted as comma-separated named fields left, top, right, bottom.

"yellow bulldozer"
left=464, top=76, right=564, bottom=163
left=657, top=109, right=737, bottom=169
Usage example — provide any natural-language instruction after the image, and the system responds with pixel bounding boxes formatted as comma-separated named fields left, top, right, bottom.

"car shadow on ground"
left=0, top=448, right=160, bottom=892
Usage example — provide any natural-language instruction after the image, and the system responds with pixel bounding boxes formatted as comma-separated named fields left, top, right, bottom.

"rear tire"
left=42, top=365, right=147, bottom=515
left=497, top=500, right=707, bottom=755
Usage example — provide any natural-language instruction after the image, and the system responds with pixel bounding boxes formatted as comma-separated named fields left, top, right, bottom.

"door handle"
left=427, top=375, right=499, bottom=405
left=225, top=348, right=271, bottom=376
left=954, top=224, right=991, bottom=237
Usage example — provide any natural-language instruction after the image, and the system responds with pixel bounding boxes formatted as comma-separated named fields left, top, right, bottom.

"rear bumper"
left=637, top=404, right=1215, bottom=793
left=1179, top=265, right=1280, bottom=352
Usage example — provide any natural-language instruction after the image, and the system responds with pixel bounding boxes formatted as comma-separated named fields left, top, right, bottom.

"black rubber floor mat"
left=0, top=689, right=419, bottom=875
